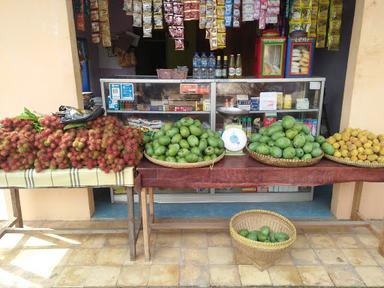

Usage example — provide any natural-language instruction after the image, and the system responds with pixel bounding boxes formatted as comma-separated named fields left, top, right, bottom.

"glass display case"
left=101, top=77, right=325, bottom=203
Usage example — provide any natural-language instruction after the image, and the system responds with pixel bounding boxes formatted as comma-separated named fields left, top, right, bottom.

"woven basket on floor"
left=229, top=209, right=297, bottom=270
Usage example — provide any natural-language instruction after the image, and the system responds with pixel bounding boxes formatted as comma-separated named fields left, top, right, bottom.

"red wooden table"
left=136, top=156, right=384, bottom=261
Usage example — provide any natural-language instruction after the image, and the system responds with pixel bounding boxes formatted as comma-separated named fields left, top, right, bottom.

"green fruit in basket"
left=180, top=126, right=190, bottom=138
left=177, top=158, right=187, bottom=163
left=321, top=142, right=335, bottom=155
left=293, top=134, right=306, bottom=148
left=303, top=142, right=313, bottom=154
left=239, top=229, right=249, bottom=237
left=267, top=126, right=281, bottom=137
left=185, top=153, right=199, bottom=163
left=259, top=127, right=267, bottom=135
left=180, top=117, right=194, bottom=126
left=313, top=142, right=320, bottom=149
left=260, top=226, right=270, bottom=237
left=207, top=137, right=219, bottom=147
left=207, top=130, right=215, bottom=137
left=154, top=130, right=165, bottom=139
left=194, top=119, right=202, bottom=127
left=198, top=156, right=203, bottom=162
left=162, top=123, right=173, bottom=131
left=177, top=148, right=190, bottom=158
left=270, top=146, right=283, bottom=158
left=311, top=147, right=323, bottom=158
left=259, top=135, right=270, bottom=144
left=201, top=132, right=209, bottom=139
left=302, top=154, right=312, bottom=160
left=146, top=146, right=154, bottom=156
left=269, top=231, right=276, bottom=242
left=257, top=231, right=268, bottom=242
left=171, top=134, right=182, bottom=144
left=218, top=139, right=224, bottom=149
left=166, top=127, right=179, bottom=138
left=158, top=136, right=171, bottom=146
left=198, top=139, right=208, bottom=151
left=283, top=147, right=296, bottom=159
left=157, top=155, right=166, bottom=161
left=285, top=129, right=298, bottom=140
left=268, top=140, right=275, bottom=147
left=189, top=125, right=202, bottom=137
left=302, top=125, right=311, bottom=135
left=282, top=115, right=296, bottom=129
left=306, top=134, right=315, bottom=142
left=274, top=232, right=289, bottom=242
left=154, top=145, right=166, bottom=156
left=191, top=147, right=201, bottom=156
left=143, top=135, right=152, bottom=143
left=292, top=123, right=304, bottom=132
left=316, top=135, right=326, bottom=144
left=203, top=155, right=211, bottom=161
left=214, top=147, right=222, bottom=155
left=247, top=231, right=258, bottom=241
left=275, top=137, right=291, bottom=149
left=165, top=156, right=176, bottom=162
left=249, top=142, right=260, bottom=152
left=250, top=133, right=262, bottom=143
left=180, top=139, right=190, bottom=149
left=256, top=144, right=270, bottom=155
left=152, top=140, right=160, bottom=149
left=145, top=143, right=152, bottom=151
left=271, top=131, right=285, bottom=141
left=204, top=146, right=215, bottom=156
left=211, top=154, right=218, bottom=160
left=295, top=148, right=304, bottom=158
left=187, top=135, right=199, bottom=147
left=168, top=144, right=180, bottom=156
left=175, top=121, right=182, bottom=128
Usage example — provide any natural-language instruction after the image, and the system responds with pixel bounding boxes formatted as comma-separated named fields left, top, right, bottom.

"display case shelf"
left=247, top=108, right=319, bottom=114
left=107, top=110, right=210, bottom=114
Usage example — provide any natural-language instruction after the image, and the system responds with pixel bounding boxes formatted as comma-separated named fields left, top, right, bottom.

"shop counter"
left=0, top=167, right=139, bottom=260
left=136, top=156, right=384, bottom=261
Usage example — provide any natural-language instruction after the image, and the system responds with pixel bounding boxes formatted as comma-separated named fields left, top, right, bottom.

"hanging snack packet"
left=98, top=0, right=112, bottom=47
left=327, top=0, right=342, bottom=50
left=242, top=0, right=254, bottom=22
left=199, top=0, right=207, bottom=28
left=175, top=39, right=185, bottom=50
left=233, top=0, right=241, bottom=28
left=123, top=0, right=133, bottom=15
left=133, top=0, right=143, bottom=27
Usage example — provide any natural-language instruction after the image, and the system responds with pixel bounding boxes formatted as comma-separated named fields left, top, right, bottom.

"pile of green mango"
left=144, top=117, right=225, bottom=163
left=239, top=226, right=289, bottom=243
left=248, top=115, right=326, bottom=160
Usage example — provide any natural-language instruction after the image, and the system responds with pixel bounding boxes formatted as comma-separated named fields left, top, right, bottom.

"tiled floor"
left=0, top=221, right=383, bottom=287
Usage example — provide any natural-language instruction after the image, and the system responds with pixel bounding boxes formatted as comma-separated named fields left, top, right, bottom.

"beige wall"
left=332, top=0, right=384, bottom=219
left=0, top=0, right=93, bottom=220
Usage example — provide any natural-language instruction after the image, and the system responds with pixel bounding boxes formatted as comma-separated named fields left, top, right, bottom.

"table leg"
left=379, top=227, right=384, bottom=257
left=351, top=182, right=363, bottom=221
left=10, top=189, right=23, bottom=228
left=127, top=187, right=136, bottom=261
left=149, top=188, right=154, bottom=224
left=141, top=187, right=150, bottom=261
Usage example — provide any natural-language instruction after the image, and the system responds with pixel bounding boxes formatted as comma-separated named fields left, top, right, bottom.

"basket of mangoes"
left=229, top=209, right=297, bottom=270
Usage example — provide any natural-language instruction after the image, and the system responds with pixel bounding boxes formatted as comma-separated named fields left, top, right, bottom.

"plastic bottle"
left=222, top=55, right=228, bottom=78
left=192, top=52, right=201, bottom=79
left=235, top=54, right=242, bottom=78
left=200, top=53, right=208, bottom=79
left=215, top=55, right=222, bottom=78
left=208, top=52, right=216, bottom=79
left=228, top=54, right=236, bottom=78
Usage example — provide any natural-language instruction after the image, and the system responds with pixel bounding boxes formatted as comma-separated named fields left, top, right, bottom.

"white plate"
left=222, top=127, right=247, bottom=152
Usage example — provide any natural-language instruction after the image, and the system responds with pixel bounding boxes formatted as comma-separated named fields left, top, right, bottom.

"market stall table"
left=0, top=167, right=140, bottom=260
left=136, top=156, right=384, bottom=261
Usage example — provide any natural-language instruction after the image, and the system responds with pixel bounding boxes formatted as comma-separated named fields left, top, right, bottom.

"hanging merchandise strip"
left=153, top=0, right=164, bottom=29
left=164, top=0, right=185, bottom=50
left=133, top=0, right=143, bottom=27
left=327, top=0, right=342, bottom=50
left=224, top=0, right=233, bottom=27
left=184, top=0, right=200, bottom=20
left=232, top=0, right=241, bottom=27
left=75, top=0, right=86, bottom=32
left=123, top=0, right=133, bottom=15
left=99, top=0, right=112, bottom=47
left=90, top=0, right=100, bottom=43
left=288, top=0, right=312, bottom=34
left=316, top=0, right=329, bottom=48
left=142, top=0, right=153, bottom=37
left=199, top=0, right=207, bottom=29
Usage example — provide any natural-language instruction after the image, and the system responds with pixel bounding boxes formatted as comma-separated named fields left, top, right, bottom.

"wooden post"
left=149, top=188, right=154, bottom=224
left=10, top=189, right=23, bottom=228
left=126, top=187, right=136, bottom=260
left=351, top=182, right=363, bottom=221
left=140, top=187, right=150, bottom=261
left=379, top=228, right=384, bottom=257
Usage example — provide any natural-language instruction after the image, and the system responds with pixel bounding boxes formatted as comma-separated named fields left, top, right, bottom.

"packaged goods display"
left=0, top=109, right=143, bottom=173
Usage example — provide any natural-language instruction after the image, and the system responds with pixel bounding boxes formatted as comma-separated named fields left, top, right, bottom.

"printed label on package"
left=121, top=83, right=135, bottom=100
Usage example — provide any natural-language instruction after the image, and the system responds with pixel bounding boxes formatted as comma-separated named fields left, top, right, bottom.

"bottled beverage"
left=200, top=53, right=208, bottom=79
left=208, top=52, right=216, bottom=78
left=235, top=53, right=242, bottom=77
left=192, top=52, right=201, bottom=79
left=222, top=55, right=228, bottom=78
left=215, top=55, right=222, bottom=78
left=228, top=54, right=236, bottom=78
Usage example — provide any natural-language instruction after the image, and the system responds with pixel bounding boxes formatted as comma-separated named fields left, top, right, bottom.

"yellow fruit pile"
left=326, top=128, right=384, bottom=164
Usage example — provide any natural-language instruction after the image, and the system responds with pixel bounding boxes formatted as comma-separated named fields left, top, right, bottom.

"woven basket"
left=246, top=146, right=323, bottom=167
left=144, top=152, right=225, bottom=168
left=230, top=210, right=297, bottom=270
left=324, top=154, right=384, bottom=168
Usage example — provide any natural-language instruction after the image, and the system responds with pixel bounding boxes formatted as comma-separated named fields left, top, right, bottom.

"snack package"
left=316, top=0, right=329, bottom=48
left=123, top=0, right=133, bottom=15
left=199, top=0, right=207, bottom=28
left=184, top=0, right=200, bottom=20
left=242, top=0, right=255, bottom=22
left=224, top=0, right=233, bottom=27
left=133, top=0, right=143, bottom=27
left=153, top=0, right=164, bottom=30
left=233, top=0, right=241, bottom=27
left=98, top=0, right=112, bottom=47
left=327, top=0, right=342, bottom=50
left=142, top=0, right=153, bottom=37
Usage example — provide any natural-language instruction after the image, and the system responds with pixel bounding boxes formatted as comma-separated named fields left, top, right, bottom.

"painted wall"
left=0, top=0, right=93, bottom=220
left=332, top=0, right=384, bottom=219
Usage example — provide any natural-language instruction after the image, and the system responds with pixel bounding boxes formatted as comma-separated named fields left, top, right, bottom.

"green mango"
left=292, top=123, right=304, bottom=132
left=285, top=129, right=299, bottom=140
left=246, top=231, right=258, bottom=241
left=166, top=127, right=179, bottom=138
left=249, top=142, right=260, bottom=151
left=260, top=226, right=270, bottom=237
left=177, top=148, right=190, bottom=158
left=306, top=134, right=315, bottom=142
left=198, top=139, right=208, bottom=151
left=185, top=153, right=199, bottom=163
left=282, top=115, right=296, bottom=129
left=193, top=119, right=202, bottom=127
left=274, top=232, right=289, bottom=242
left=158, top=136, right=171, bottom=146
left=203, top=155, right=211, bottom=161
left=259, top=135, right=270, bottom=144
left=146, top=146, right=154, bottom=156
left=162, top=123, right=173, bottom=131
left=302, top=153, right=312, bottom=160
left=200, top=132, right=209, bottom=139
left=180, top=117, right=194, bottom=126
left=275, top=137, right=291, bottom=149
left=153, top=130, right=165, bottom=139
left=250, top=133, right=262, bottom=143
left=165, top=156, right=176, bottom=162
left=293, top=134, right=306, bottom=148
left=177, top=158, right=187, bottom=163
left=207, top=137, right=219, bottom=147
left=316, top=135, right=326, bottom=144
left=171, top=134, right=182, bottom=144
left=191, top=147, right=201, bottom=156
left=180, top=126, right=190, bottom=138
left=311, top=147, right=323, bottom=158
left=283, top=147, right=296, bottom=159
left=259, top=127, right=267, bottom=135
left=321, top=142, right=335, bottom=155
left=270, top=146, right=283, bottom=158
left=255, top=143, right=270, bottom=155
left=271, top=131, right=285, bottom=141
left=154, top=145, right=166, bottom=156
left=267, top=125, right=283, bottom=136
left=187, top=135, right=199, bottom=147
left=179, top=139, right=190, bottom=149
left=303, top=142, right=313, bottom=153
left=189, top=125, right=203, bottom=137
left=302, top=125, right=311, bottom=135
left=239, top=229, right=249, bottom=237
left=218, top=139, right=225, bottom=148
left=295, top=148, right=304, bottom=158
left=167, top=144, right=180, bottom=156
left=204, top=146, right=215, bottom=155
